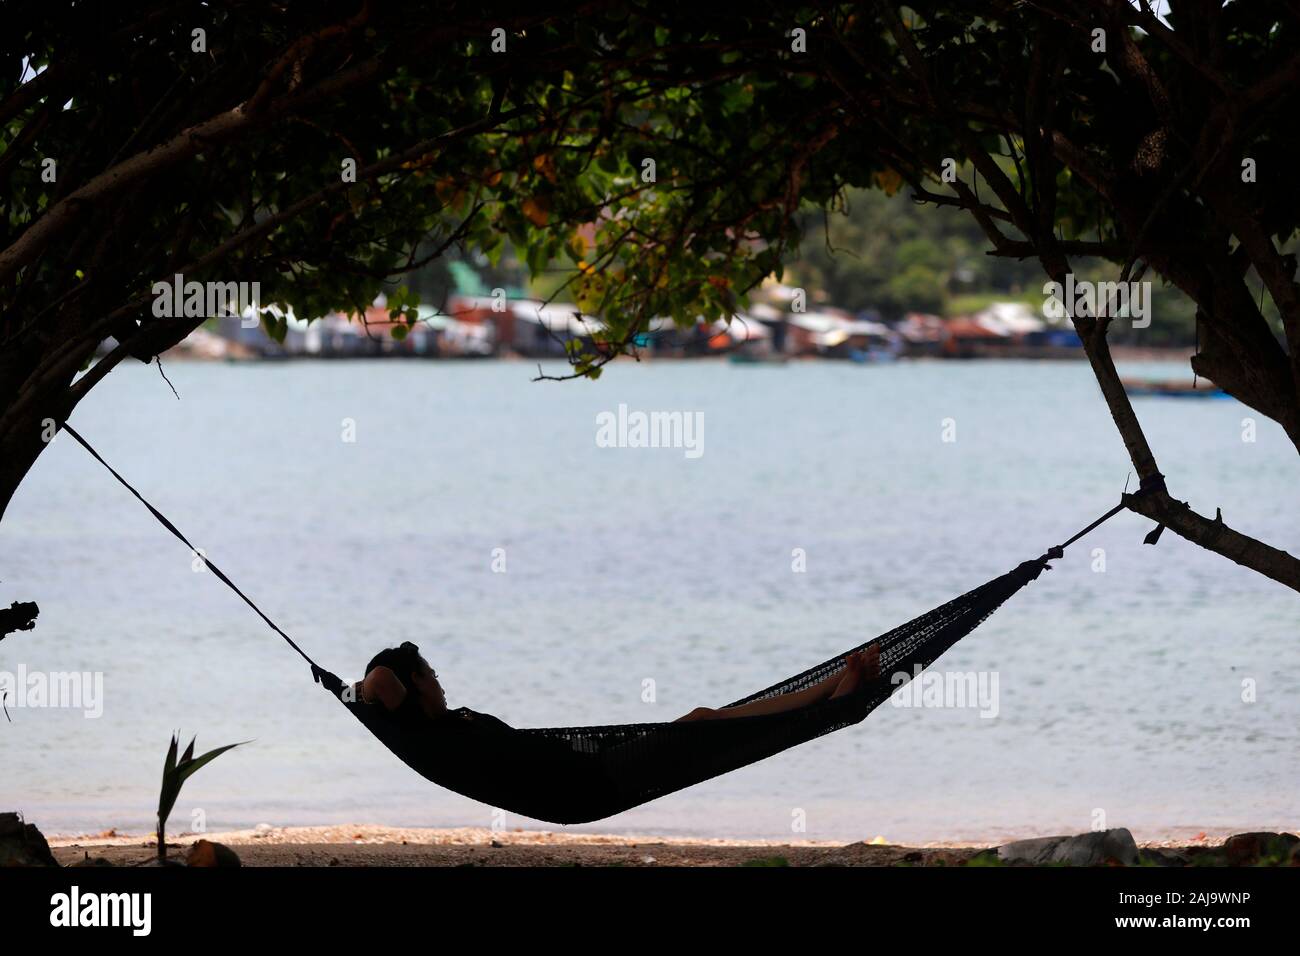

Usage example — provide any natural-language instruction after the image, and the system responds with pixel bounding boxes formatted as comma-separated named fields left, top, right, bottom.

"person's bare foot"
left=830, top=649, right=872, bottom=699
left=832, top=655, right=863, bottom=697
left=861, top=645, right=881, bottom=680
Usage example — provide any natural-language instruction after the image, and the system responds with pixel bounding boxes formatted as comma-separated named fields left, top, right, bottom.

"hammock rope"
left=62, top=423, right=330, bottom=681
left=59, top=420, right=1148, bottom=824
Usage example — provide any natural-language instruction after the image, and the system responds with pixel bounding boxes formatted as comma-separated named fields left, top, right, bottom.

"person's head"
left=366, top=641, right=445, bottom=710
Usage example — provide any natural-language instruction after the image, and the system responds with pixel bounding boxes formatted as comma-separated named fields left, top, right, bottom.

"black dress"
left=402, top=700, right=521, bottom=745
left=377, top=692, right=616, bottom=820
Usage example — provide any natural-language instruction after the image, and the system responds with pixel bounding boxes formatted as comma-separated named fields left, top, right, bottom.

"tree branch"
left=1125, top=490, right=1300, bottom=592
left=0, top=601, right=39, bottom=640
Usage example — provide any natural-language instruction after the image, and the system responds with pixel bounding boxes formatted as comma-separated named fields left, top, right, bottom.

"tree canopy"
left=2, top=1, right=1297, bottom=590
left=786, top=185, right=1205, bottom=344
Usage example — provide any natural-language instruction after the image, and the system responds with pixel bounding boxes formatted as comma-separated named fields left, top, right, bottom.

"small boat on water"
left=1122, top=378, right=1227, bottom=398
left=728, top=351, right=789, bottom=365
left=845, top=345, right=901, bottom=363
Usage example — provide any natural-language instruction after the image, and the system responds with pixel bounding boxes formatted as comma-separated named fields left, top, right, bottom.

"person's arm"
left=361, top=666, right=407, bottom=712
left=676, top=667, right=844, bottom=721
left=675, top=648, right=880, bottom=721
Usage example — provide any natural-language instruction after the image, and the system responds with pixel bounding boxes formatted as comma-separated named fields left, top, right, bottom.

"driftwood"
left=0, top=812, right=58, bottom=867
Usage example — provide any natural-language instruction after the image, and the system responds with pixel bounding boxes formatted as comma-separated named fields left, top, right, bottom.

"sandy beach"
left=44, top=824, right=1247, bottom=868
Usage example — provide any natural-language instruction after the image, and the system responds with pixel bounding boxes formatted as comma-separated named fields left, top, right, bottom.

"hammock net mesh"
left=332, top=559, right=1047, bottom=824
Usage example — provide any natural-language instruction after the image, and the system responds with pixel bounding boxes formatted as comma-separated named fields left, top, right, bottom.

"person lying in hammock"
left=356, top=640, right=881, bottom=731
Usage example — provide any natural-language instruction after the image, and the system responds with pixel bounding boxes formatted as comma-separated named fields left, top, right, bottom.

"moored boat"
left=1122, top=378, right=1227, bottom=398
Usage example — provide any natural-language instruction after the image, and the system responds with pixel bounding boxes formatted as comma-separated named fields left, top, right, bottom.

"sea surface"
left=2, top=358, right=1296, bottom=843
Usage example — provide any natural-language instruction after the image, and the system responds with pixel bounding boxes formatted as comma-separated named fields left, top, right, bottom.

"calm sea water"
left=2, top=358, right=1296, bottom=843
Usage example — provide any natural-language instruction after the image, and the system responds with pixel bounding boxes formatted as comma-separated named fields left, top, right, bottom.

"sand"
left=46, top=824, right=1216, bottom=867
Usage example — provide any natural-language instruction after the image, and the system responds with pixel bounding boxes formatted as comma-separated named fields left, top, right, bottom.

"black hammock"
left=62, top=423, right=1148, bottom=826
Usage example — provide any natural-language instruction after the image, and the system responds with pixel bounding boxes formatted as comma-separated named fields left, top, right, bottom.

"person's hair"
left=366, top=641, right=425, bottom=694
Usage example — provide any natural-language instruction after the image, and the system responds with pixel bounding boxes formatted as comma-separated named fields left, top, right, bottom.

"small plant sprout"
left=157, top=733, right=247, bottom=861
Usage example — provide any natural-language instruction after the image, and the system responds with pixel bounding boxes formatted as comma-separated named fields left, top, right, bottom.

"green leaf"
left=172, top=741, right=249, bottom=788
left=157, top=782, right=182, bottom=830
left=163, top=733, right=179, bottom=778
left=158, top=736, right=248, bottom=829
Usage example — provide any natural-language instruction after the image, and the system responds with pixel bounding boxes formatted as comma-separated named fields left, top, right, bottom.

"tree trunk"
left=0, top=449, right=31, bottom=524
left=0, top=313, right=201, bottom=521
left=0, top=378, right=76, bottom=523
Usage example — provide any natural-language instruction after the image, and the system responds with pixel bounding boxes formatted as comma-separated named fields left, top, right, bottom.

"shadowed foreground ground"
left=56, top=841, right=983, bottom=867
left=46, top=825, right=1284, bottom=868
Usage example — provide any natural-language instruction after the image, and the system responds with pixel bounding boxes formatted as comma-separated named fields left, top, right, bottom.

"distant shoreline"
left=155, top=345, right=1197, bottom=364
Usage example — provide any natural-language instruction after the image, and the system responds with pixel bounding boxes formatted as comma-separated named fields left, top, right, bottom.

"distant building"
left=504, top=300, right=602, bottom=357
